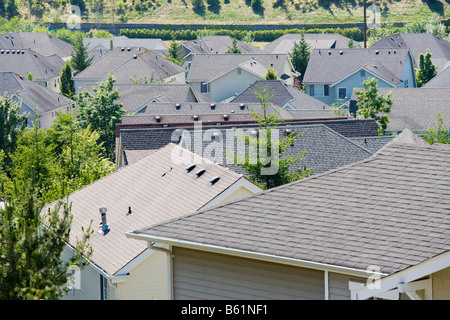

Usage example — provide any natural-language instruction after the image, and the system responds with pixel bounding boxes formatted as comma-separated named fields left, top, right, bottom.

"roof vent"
left=211, top=132, right=221, bottom=141
left=99, top=207, right=110, bottom=235
left=175, top=103, right=181, bottom=110
left=127, top=47, right=131, bottom=51
left=127, top=206, right=132, bottom=216
left=155, top=116, right=161, bottom=123
left=339, top=51, right=343, bottom=55
left=193, top=115, right=199, bottom=121
left=11, top=50, right=15, bottom=54
left=328, top=51, right=331, bottom=55
left=196, top=169, right=206, bottom=178
left=0, top=50, right=3, bottom=54
left=209, top=176, right=220, bottom=186
left=223, top=114, right=229, bottom=121
left=186, top=164, right=196, bottom=173
left=121, top=47, right=124, bottom=51
left=375, top=50, right=379, bottom=55
left=210, top=103, right=215, bottom=110
left=133, top=55, right=137, bottom=59
left=240, top=103, right=245, bottom=110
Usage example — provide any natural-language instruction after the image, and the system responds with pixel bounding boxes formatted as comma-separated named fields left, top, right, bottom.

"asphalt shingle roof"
left=180, top=36, right=261, bottom=56
left=423, top=66, right=450, bottom=88
left=132, top=137, right=450, bottom=276
left=47, top=143, right=244, bottom=276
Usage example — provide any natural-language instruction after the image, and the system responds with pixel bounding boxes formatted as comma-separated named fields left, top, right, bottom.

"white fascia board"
left=113, top=248, right=156, bottom=278
left=329, top=66, right=397, bottom=88
left=125, top=232, right=383, bottom=279
left=205, top=63, right=263, bottom=85
left=354, top=251, right=450, bottom=300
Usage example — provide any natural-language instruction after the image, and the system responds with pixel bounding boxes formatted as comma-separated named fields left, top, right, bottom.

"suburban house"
left=50, top=143, right=262, bottom=300
left=370, top=33, right=450, bottom=73
left=187, top=53, right=298, bottom=102
left=423, top=64, right=450, bottom=88
left=73, top=47, right=186, bottom=92
left=0, top=48, right=65, bottom=93
left=179, top=35, right=262, bottom=69
left=230, top=79, right=331, bottom=111
left=83, top=36, right=168, bottom=63
left=262, top=33, right=361, bottom=54
left=0, top=72, right=75, bottom=129
left=349, top=87, right=450, bottom=133
left=126, top=132, right=450, bottom=300
left=302, top=48, right=417, bottom=105
left=0, top=32, right=73, bottom=61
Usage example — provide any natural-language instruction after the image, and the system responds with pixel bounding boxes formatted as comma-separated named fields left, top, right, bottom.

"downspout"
left=149, top=241, right=174, bottom=300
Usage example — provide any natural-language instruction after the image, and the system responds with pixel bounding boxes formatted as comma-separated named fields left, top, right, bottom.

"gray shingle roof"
left=84, top=36, right=167, bottom=53
left=262, top=33, right=361, bottom=54
left=131, top=137, right=450, bottom=276
left=371, top=33, right=450, bottom=73
left=0, top=48, right=65, bottom=81
left=0, top=32, right=73, bottom=59
left=73, top=47, right=185, bottom=83
left=186, top=53, right=292, bottom=82
left=47, top=143, right=244, bottom=276
left=349, top=136, right=395, bottom=153
left=303, top=48, right=410, bottom=85
left=350, top=88, right=450, bottom=131
left=0, top=72, right=74, bottom=113
left=180, top=36, right=261, bottom=56
left=230, top=80, right=331, bottom=109
left=423, top=65, right=450, bottom=88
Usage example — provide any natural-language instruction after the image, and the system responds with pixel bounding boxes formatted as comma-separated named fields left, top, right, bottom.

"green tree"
left=251, top=0, right=263, bottom=11
left=354, top=78, right=393, bottom=135
left=71, top=34, right=94, bottom=76
left=75, top=73, right=125, bottom=161
left=288, top=33, right=310, bottom=83
left=230, top=84, right=313, bottom=189
left=416, top=49, right=437, bottom=87
left=0, top=180, right=93, bottom=300
left=191, top=0, right=204, bottom=10
left=264, top=67, right=278, bottom=80
left=421, top=112, right=450, bottom=145
left=164, top=38, right=185, bottom=66
left=60, top=60, right=75, bottom=99
left=26, top=72, right=35, bottom=81
left=5, top=0, right=18, bottom=19
left=0, top=95, right=26, bottom=171
left=225, top=38, right=242, bottom=54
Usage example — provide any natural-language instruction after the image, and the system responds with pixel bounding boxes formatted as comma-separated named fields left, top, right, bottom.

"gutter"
left=126, top=232, right=387, bottom=279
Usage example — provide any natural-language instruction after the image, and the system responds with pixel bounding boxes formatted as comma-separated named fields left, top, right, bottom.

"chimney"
left=99, top=207, right=110, bottom=234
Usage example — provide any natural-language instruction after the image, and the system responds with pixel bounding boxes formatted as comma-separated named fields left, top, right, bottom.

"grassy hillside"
left=38, top=0, right=449, bottom=26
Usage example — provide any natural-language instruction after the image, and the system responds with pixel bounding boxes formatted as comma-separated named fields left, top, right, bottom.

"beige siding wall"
left=432, top=267, right=450, bottom=300
left=173, top=247, right=325, bottom=300
left=219, top=186, right=254, bottom=205
left=328, top=272, right=366, bottom=300
left=115, top=250, right=169, bottom=300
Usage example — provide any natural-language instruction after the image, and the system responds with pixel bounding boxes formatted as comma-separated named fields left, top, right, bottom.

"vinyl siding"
left=173, top=247, right=325, bottom=300
left=328, top=272, right=366, bottom=300
left=432, top=267, right=450, bottom=300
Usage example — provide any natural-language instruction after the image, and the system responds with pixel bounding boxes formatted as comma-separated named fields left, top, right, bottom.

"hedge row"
left=119, top=27, right=364, bottom=42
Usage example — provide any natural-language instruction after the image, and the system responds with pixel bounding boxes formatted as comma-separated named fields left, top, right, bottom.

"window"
left=100, top=275, right=108, bottom=300
left=200, top=82, right=210, bottom=93
left=324, top=85, right=329, bottom=96
left=338, top=88, right=347, bottom=100
left=360, top=70, right=366, bottom=77
left=309, top=85, right=315, bottom=96
left=404, top=80, right=408, bottom=88
left=237, top=68, right=242, bottom=75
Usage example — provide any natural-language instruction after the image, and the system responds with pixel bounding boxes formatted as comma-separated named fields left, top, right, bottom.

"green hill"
left=34, top=0, right=449, bottom=26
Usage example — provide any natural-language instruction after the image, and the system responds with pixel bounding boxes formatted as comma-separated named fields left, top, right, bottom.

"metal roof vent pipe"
left=99, top=207, right=110, bottom=235
left=240, top=103, right=245, bottom=110
left=210, top=103, right=215, bottom=110
left=127, top=206, right=132, bottom=216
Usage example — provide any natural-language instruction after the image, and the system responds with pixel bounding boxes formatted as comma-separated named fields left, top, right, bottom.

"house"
left=187, top=53, right=298, bottom=102
left=0, top=48, right=65, bottom=93
left=0, top=72, right=75, bottom=128
left=179, top=36, right=261, bottom=69
left=0, top=32, right=73, bottom=60
left=230, top=79, right=331, bottom=111
left=127, top=132, right=450, bottom=300
left=349, top=87, right=450, bottom=133
left=303, top=48, right=417, bottom=105
left=73, top=47, right=186, bottom=92
left=77, top=83, right=206, bottom=114
left=262, top=33, right=361, bottom=54
left=423, top=64, right=450, bottom=88
left=371, top=33, right=450, bottom=73
left=50, top=143, right=262, bottom=300
left=83, top=36, right=168, bottom=63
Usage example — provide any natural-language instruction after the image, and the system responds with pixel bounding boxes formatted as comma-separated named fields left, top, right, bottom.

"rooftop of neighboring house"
left=45, top=143, right=247, bottom=276
left=180, top=36, right=261, bottom=57
left=129, top=131, right=450, bottom=278
left=350, top=87, right=450, bottom=132
left=303, top=48, right=411, bottom=86
left=230, top=80, right=331, bottom=110
left=0, top=72, right=74, bottom=114
left=423, top=64, right=450, bottom=88
left=0, top=48, right=65, bottom=81
left=186, top=53, right=293, bottom=83
left=370, top=33, right=450, bottom=73
left=262, top=33, right=361, bottom=54
left=0, top=32, right=73, bottom=59
left=73, top=47, right=185, bottom=84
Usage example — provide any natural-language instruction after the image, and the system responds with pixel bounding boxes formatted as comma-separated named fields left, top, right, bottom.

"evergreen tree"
left=60, top=60, right=75, bottom=99
left=5, top=0, right=18, bottom=19
left=289, top=33, right=311, bottom=83
left=354, top=78, right=393, bottom=135
left=416, top=49, right=437, bottom=87
left=225, top=38, right=242, bottom=54
left=264, top=67, right=277, bottom=80
left=164, top=38, right=185, bottom=66
left=71, top=34, right=94, bottom=75
left=75, top=73, right=125, bottom=161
